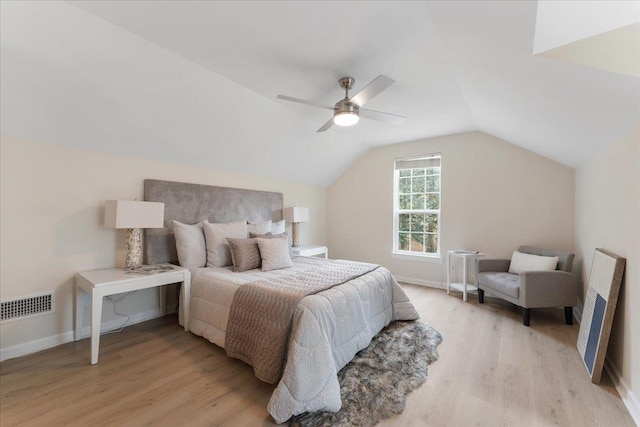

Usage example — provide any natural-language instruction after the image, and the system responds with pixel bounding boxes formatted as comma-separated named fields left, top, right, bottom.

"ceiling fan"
left=277, top=75, right=406, bottom=133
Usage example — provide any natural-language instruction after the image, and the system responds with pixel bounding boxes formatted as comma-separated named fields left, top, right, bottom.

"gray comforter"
left=225, top=259, right=380, bottom=384
left=265, top=263, right=418, bottom=423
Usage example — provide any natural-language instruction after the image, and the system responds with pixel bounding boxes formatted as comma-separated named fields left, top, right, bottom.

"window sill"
left=391, top=252, right=443, bottom=263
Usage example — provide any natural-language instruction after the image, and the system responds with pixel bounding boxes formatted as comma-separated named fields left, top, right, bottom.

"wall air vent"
left=1, top=292, right=55, bottom=322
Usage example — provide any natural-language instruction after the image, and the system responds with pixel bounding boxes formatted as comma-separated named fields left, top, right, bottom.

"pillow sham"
left=173, top=220, right=207, bottom=268
left=508, top=250, right=559, bottom=274
left=271, top=219, right=286, bottom=235
left=248, top=220, right=272, bottom=236
left=256, top=237, right=293, bottom=272
left=227, top=237, right=261, bottom=272
left=203, top=220, right=248, bottom=267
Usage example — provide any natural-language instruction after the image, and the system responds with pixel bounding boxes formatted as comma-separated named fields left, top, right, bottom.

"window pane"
left=412, top=176, right=425, bottom=193
left=399, top=195, right=411, bottom=210
left=426, top=193, right=440, bottom=209
left=399, top=214, right=410, bottom=232
left=412, top=168, right=425, bottom=176
left=425, top=234, right=438, bottom=253
left=425, top=214, right=438, bottom=232
left=398, top=233, right=409, bottom=251
left=410, top=233, right=424, bottom=251
left=426, top=175, right=439, bottom=192
left=411, top=194, right=425, bottom=210
left=410, top=214, right=425, bottom=232
left=399, top=177, right=411, bottom=194
left=399, top=169, right=411, bottom=177
left=425, top=167, right=439, bottom=176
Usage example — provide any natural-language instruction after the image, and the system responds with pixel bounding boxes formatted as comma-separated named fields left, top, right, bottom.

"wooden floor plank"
left=0, top=284, right=634, bottom=426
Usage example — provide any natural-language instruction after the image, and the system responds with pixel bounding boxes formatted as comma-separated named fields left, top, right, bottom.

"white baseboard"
left=0, top=304, right=177, bottom=363
left=573, top=298, right=584, bottom=324
left=604, top=358, right=640, bottom=425
left=573, top=306, right=582, bottom=324
left=395, top=276, right=445, bottom=289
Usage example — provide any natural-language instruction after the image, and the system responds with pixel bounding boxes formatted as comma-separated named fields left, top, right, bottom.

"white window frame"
left=392, top=154, right=441, bottom=259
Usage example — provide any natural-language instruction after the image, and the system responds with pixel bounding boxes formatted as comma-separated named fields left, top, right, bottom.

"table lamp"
left=282, top=207, right=309, bottom=248
left=104, top=200, right=165, bottom=270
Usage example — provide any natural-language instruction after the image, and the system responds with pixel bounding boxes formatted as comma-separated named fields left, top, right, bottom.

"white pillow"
left=203, top=221, right=248, bottom=267
left=271, top=219, right=285, bottom=234
left=508, top=250, right=559, bottom=274
left=173, top=220, right=207, bottom=268
left=248, top=220, right=272, bottom=236
left=256, top=237, right=293, bottom=271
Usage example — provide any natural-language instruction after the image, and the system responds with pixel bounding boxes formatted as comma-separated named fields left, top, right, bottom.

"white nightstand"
left=291, top=245, right=329, bottom=259
left=446, top=250, right=484, bottom=302
left=74, top=265, right=191, bottom=365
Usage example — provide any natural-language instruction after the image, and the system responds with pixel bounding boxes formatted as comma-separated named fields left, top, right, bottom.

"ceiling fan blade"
left=359, top=108, right=406, bottom=125
left=277, top=95, right=333, bottom=110
left=349, top=75, right=395, bottom=107
left=317, top=117, right=335, bottom=133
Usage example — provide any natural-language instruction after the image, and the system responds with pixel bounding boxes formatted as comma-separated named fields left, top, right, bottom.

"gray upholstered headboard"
left=143, top=179, right=283, bottom=265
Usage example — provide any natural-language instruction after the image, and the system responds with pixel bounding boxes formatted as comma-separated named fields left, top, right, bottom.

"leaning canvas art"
left=577, top=248, right=626, bottom=383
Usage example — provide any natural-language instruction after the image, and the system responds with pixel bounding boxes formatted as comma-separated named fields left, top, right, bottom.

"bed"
left=144, top=179, right=419, bottom=423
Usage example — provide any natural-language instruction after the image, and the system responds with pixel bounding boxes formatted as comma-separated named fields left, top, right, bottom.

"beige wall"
left=327, top=131, right=575, bottom=285
left=575, top=124, right=639, bottom=416
left=0, top=135, right=327, bottom=356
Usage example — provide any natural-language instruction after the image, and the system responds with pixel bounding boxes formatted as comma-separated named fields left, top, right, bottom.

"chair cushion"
left=477, top=272, right=520, bottom=299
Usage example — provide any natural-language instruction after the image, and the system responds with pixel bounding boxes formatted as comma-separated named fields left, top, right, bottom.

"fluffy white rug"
left=290, top=321, right=442, bottom=426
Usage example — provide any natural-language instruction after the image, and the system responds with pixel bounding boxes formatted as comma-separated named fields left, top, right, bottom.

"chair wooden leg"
left=564, top=307, right=573, bottom=325
left=478, top=289, right=484, bottom=303
left=523, top=308, right=531, bottom=326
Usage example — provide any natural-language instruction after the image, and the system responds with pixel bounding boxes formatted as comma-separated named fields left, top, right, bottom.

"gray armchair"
left=477, top=245, right=578, bottom=326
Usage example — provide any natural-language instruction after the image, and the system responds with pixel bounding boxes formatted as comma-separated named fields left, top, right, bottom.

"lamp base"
left=126, top=228, right=143, bottom=270
left=291, top=222, right=301, bottom=248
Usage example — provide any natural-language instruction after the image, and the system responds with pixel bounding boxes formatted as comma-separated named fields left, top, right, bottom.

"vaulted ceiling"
left=1, top=1, right=638, bottom=186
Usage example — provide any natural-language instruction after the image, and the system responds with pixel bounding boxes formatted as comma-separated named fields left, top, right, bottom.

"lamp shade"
left=104, top=200, right=165, bottom=229
left=282, top=206, right=309, bottom=223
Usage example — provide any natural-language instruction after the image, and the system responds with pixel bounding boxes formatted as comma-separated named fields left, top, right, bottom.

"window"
left=393, top=154, right=441, bottom=257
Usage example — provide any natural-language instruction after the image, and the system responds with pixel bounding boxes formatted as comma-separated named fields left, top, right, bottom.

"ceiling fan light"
left=334, top=111, right=359, bottom=127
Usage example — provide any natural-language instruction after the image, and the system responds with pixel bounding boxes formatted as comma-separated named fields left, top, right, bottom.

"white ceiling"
left=1, top=1, right=639, bottom=186
left=533, top=0, right=640, bottom=53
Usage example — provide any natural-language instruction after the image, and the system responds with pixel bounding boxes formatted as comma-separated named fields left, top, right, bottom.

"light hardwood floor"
left=0, top=284, right=634, bottom=426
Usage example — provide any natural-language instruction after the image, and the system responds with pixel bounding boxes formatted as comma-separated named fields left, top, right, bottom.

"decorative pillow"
left=256, top=237, right=293, bottom=272
left=271, top=219, right=286, bottom=235
left=248, top=220, right=272, bottom=236
left=203, top=221, right=248, bottom=267
left=172, top=220, right=207, bottom=268
left=508, top=250, right=559, bottom=274
left=227, top=238, right=261, bottom=272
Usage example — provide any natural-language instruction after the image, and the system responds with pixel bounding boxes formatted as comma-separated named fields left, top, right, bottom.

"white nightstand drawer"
left=291, top=245, right=328, bottom=259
